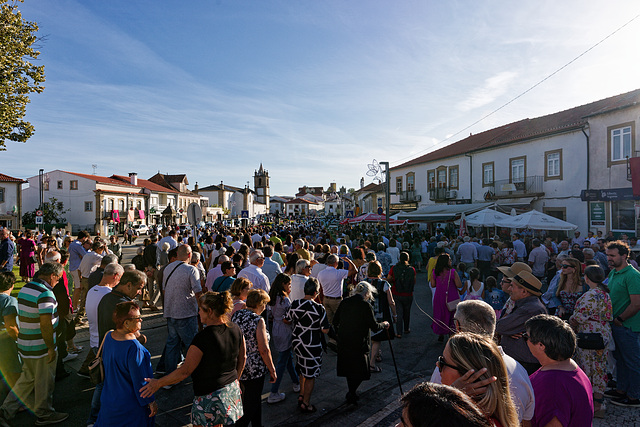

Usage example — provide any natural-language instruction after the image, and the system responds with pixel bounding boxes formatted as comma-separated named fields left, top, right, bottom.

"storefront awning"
left=396, top=202, right=494, bottom=222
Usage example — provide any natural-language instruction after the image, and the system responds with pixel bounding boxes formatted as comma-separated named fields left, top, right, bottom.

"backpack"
left=393, top=265, right=415, bottom=293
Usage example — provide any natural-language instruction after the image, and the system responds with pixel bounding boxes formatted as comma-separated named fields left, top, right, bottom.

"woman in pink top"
left=525, top=314, right=594, bottom=427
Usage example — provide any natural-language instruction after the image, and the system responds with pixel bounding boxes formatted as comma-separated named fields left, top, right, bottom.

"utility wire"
left=391, top=12, right=640, bottom=166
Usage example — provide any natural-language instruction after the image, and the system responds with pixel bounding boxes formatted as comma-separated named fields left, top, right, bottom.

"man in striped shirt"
left=0, top=263, right=69, bottom=426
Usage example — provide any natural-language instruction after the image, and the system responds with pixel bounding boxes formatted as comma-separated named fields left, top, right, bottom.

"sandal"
left=299, top=402, right=317, bottom=413
left=67, top=345, right=83, bottom=354
left=369, top=365, right=382, bottom=373
left=297, top=395, right=304, bottom=406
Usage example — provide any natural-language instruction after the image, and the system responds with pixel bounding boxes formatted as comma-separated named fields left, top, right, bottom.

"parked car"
left=133, top=224, right=149, bottom=235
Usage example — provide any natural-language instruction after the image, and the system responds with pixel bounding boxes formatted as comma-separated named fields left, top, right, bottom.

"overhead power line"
left=391, top=12, right=640, bottom=166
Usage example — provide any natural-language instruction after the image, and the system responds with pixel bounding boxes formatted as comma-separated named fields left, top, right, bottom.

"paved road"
left=8, top=238, right=636, bottom=426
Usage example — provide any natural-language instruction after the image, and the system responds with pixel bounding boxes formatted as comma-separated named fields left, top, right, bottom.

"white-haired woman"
left=332, top=281, right=390, bottom=404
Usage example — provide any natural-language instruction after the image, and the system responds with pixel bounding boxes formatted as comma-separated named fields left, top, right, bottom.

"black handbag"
left=89, top=330, right=112, bottom=384
left=576, top=332, right=605, bottom=350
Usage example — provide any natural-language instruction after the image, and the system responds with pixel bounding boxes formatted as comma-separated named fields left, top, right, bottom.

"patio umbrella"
left=495, top=209, right=578, bottom=231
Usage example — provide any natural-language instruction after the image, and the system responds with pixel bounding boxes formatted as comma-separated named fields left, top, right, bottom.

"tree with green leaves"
left=0, top=0, right=45, bottom=150
left=22, top=197, right=68, bottom=225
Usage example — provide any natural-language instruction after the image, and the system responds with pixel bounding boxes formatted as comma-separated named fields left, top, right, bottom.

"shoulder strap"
left=96, top=330, right=113, bottom=357
left=163, top=261, right=185, bottom=289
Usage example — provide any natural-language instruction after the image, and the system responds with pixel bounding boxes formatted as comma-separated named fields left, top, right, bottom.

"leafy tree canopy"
left=23, top=197, right=68, bottom=224
left=0, top=0, right=45, bottom=150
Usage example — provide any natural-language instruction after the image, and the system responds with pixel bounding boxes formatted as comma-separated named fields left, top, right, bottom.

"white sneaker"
left=292, top=383, right=301, bottom=393
left=62, top=353, right=78, bottom=363
left=267, top=392, right=285, bottom=403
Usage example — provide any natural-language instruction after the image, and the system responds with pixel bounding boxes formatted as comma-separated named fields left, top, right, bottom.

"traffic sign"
left=378, top=207, right=383, bottom=215
left=345, top=210, right=354, bottom=218
left=35, top=216, right=43, bottom=224
left=36, top=210, right=43, bottom=216
left=187, top=203, right=202, bottom=226
left=377, top=198, right=382, bottom=208
left=241, top=210, right=249, bottom=219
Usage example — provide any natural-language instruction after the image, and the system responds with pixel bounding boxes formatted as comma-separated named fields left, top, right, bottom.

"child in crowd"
left=456, top=263, right=469, bottom=301
left=483, top=276, right=507, bottom=318
left=465, top=268, right=484, bottom=300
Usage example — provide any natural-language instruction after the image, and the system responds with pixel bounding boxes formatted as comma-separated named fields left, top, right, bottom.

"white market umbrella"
left=462, top=208, right=511, bottom=227
left=495, top=209, right=578, bottom=231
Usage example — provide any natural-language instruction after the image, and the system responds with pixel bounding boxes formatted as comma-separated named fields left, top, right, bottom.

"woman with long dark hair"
left=430, top=254, right=465, bottom=341
left=569, top=265, right=613, bottom=418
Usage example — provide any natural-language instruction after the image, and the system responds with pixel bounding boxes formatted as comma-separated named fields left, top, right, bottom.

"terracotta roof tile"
left=0, top=173, right=26, bottom=183
left=110, top=175, right=178, bottom=193
left=64, top=171, right=140, bottom=187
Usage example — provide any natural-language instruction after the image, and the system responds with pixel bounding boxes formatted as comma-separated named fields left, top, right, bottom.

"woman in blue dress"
left=95, top=301, right=157, bottom=426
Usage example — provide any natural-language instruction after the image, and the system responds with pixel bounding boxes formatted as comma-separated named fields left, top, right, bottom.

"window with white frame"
left=84, top=201, right=93, bottom=212
left=0, top=188, right=4, bottom=203
left=510, top=158, right=525, bottom=183
left=611, top=125, right=632, bottom=162
left=407, top=174, right=415, bottom=191
left=437, top=169, right=447, bottom=188
left=483, top=163, right=494, bottom=186
left=449, top=166, right=459, bottom=189
left=545, top=150, right=562, bottom=180
left=427, top=170, right=435, bottom=190
left=396, top=177, right=402, bottom=195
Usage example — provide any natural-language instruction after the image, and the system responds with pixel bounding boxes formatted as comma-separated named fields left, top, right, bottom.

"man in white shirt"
left=317, top=254, right=356, bottom=324
left=290, top=259, right=311, bottom=301
left=159, top=229, right=178, bottom=251
left=85, top=263, right=124, bottom=349
left=386, top=239, right=400, bottom=266
left=237, top=250, right=270, bottom=292
left=77, top=240, right=107, bottom=316
left=430, top=300, right=535, bottom=425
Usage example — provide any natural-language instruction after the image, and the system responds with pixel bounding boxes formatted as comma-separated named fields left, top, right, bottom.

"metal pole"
left=380, top=161, right=390, bottom=235
left=38, top=169, right=44, bottom=210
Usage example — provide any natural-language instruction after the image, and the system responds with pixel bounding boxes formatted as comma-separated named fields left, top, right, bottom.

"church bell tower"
left=254, top=163, right=270, bottom=210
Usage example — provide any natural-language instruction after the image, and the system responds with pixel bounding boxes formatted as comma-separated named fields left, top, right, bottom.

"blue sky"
left=4, top=0, right=640, bottom=195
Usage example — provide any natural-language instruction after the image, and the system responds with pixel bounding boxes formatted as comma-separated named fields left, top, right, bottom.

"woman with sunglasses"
left=438, top=332, right=519, bottom=427
left=569, top=265, right=613, bottom=418
left=555, top=258, right=587, bottom=320
left=95, top=301, right=157, bottom=426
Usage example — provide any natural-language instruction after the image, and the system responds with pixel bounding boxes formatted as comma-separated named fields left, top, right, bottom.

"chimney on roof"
left=220, top=180, right=224, bottom=190
left=360, top=177, right=364, bottom=189
left=194, top=182, right=199, bottom=192
left=129, top=172, right=138, bottom=186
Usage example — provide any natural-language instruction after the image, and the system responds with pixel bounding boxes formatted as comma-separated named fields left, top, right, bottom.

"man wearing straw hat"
left=496, top=264, right=547, bottom=375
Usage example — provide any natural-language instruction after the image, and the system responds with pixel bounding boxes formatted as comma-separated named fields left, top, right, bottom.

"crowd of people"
left=0, top=221, right=638, bottom=426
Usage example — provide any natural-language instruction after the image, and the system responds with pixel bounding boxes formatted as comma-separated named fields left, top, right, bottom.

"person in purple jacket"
left=525, top=314, right=594, bottom=426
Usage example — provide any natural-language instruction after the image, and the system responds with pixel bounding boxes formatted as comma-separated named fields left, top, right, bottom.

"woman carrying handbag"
left=430, top=254, right=465, bottom=342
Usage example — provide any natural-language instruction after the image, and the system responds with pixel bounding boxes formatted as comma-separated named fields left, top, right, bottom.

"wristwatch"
left=616, top=316, right=624, bottom=323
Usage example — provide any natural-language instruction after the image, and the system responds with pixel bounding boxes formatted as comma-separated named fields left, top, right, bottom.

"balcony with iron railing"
left=428, top=187, right=459, bottom=202
left=399, top=190, right=422, bottom=202
left=485, top=176, right=544, bottom=199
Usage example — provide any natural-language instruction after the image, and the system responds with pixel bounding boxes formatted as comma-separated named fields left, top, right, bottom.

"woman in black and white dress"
left=283, top=277, right=329, bottom=413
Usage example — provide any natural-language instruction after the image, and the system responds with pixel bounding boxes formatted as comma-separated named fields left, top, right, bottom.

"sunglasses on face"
left=437, top=355, right=463, bottom=374
left=522, top=332, right=530, bottom=342
left=561, top=264, right=573, bottom=269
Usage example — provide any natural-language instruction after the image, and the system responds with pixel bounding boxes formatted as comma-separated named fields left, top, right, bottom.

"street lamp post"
left=380, top=161, right=390, bottom=235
